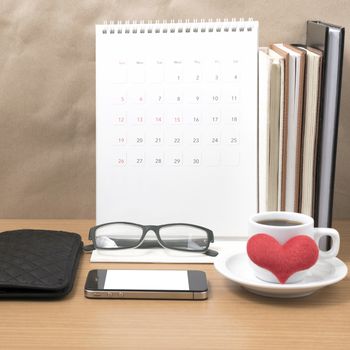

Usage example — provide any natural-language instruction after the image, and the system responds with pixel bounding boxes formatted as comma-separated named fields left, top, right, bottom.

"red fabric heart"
left=247, top=234, right=319, bottom=283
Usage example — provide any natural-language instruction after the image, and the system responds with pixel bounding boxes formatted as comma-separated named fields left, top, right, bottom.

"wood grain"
left=0, top=220, right=349, bottom=350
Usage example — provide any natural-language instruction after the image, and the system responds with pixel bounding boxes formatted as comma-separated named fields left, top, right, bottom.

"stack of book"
left=259, top=20, right=345, bottom=228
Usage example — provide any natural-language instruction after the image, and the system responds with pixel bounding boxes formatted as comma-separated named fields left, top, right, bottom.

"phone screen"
left=98, top=270, right=190, bottom=291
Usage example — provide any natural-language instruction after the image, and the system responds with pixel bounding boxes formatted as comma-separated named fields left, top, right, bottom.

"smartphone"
left=84, top=269, right=208, bottom=300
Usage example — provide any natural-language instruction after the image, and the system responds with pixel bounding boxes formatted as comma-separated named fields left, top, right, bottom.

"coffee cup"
left=247, top=211, right=340, bottom=284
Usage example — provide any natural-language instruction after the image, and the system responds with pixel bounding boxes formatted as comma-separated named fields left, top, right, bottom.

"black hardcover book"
left=306, top=21, right=345, bottom=229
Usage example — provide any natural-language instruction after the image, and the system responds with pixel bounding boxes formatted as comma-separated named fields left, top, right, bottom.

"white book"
left=258, top=48, right=283, bottom=212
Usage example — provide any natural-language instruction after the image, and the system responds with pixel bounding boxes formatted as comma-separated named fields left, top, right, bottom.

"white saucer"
left=214, top=252, right=348, bottom=298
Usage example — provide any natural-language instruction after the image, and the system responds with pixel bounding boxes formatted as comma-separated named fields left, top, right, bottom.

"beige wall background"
left=0, top=0, right=349, bottom=219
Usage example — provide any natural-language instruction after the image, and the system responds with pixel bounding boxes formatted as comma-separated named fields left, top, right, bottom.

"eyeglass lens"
left=95, top=223, right=143, bottom=249
left=158, top=225, right=209, bottom=251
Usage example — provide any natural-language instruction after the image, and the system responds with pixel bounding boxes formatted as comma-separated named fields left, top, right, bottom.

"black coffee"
left=257, top=219, right=303, bottom=227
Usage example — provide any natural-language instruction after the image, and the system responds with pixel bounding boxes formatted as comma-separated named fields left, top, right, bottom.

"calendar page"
left=96, top=20, right=258, bottom=238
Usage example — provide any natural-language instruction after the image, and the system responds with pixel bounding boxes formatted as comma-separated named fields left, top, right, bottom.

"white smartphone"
left=84, top=269, right=208, bottom=300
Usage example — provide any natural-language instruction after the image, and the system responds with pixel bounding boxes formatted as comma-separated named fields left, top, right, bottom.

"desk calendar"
left=96, top=19, right=258, bottom=238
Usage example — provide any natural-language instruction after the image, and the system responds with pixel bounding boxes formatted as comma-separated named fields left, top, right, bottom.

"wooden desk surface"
left=0, top=219, right=349, bottom=350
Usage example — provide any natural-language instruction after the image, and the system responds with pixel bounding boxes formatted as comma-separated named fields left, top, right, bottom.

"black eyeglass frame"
left=88, top=221, right=215, bottom=254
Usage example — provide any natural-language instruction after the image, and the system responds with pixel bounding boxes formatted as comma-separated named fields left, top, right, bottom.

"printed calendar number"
left=231, top=95, right=238, bottom=103
left=154, top=137, right=162, bottom=144
left=185, top=61, right=202, bottom=82
left=205, top=133, right=221, bottom=145
left=150, top=153, right=164, bottom=166
left=207, top=88, right=221, bottom=104
left=173, top=157, right=184, bottom=166
left=116, top=136, right=127, bottom=145
left=223, top=89, right=240, bottom=104
left=168, top=153, right=183, bottom=166
left=116, top=93, right=127, bottom=104
left=128, top=132, right=145, bottom=146
left=154, top=116, right=163, bottom=123
left=128, top=152, right=145, bottom=166
left=136, top=137, right=144, bottom=143
left=167, top=88, right=183, bottom=104
left=116, top=153, right=127, bottom=167
left=166, top=132, right=183, bottom=145
left=169, top=136, right=182, bottom=145
left=147, top=88, right=164, bottom=104
left=210, top=115, right=220, bottom=124
left=170, top=116, right=183, bottom=124
left=185, top=153, right=202, bottom=166
left=185, top=90, right=202, bottom=104
left=223, top=111, right=239, bottom=124
left=191, top=156, right=201, bottom=166
left=208, top=61, right=221, bottom=82
left=131, top=114, right=145, bottom=124
left=222, top=131, right=240, bottom=145
left=115, top=113, right=127, bottom=125
left=223, top=67, right=240, bottom=83
left=229, top=137, right=239, bottom=144
left=166, top=61, right=183, bottom=82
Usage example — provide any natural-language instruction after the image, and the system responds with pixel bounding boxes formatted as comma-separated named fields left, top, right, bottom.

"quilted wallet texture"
left=0, top=229, right=82, bottom=298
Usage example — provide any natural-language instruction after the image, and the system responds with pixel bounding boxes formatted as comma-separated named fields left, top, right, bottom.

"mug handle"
left=314, top=228, right=340, bottom=259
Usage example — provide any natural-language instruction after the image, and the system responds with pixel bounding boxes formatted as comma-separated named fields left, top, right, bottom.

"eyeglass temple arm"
left=88, top=227, right=96, bottom=240
left=205, top=249, right=218, bottom=257
left=83, top=244, right=94, bottom=253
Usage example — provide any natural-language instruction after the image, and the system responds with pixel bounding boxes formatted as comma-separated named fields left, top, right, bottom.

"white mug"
left=248, top=211, right=340, bottom=283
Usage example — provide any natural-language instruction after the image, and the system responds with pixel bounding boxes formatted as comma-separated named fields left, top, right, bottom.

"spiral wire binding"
left=100, top=18, right=256, bottom=34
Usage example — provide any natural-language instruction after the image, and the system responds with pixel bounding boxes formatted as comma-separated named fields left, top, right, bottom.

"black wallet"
left=0, top=229, right=82, bottom=298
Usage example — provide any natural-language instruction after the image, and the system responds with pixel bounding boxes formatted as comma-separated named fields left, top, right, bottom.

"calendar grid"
left=96, top=20, right=258, bottom=238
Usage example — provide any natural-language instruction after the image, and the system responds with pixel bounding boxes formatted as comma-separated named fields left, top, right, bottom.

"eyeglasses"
left=84, top=222, right=218, bottom=256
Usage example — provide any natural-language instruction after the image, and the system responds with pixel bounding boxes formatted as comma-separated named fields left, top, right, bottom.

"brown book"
left=297, top=46, right=323, bottom=216
left=270, top=44, right=305, bottom=212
